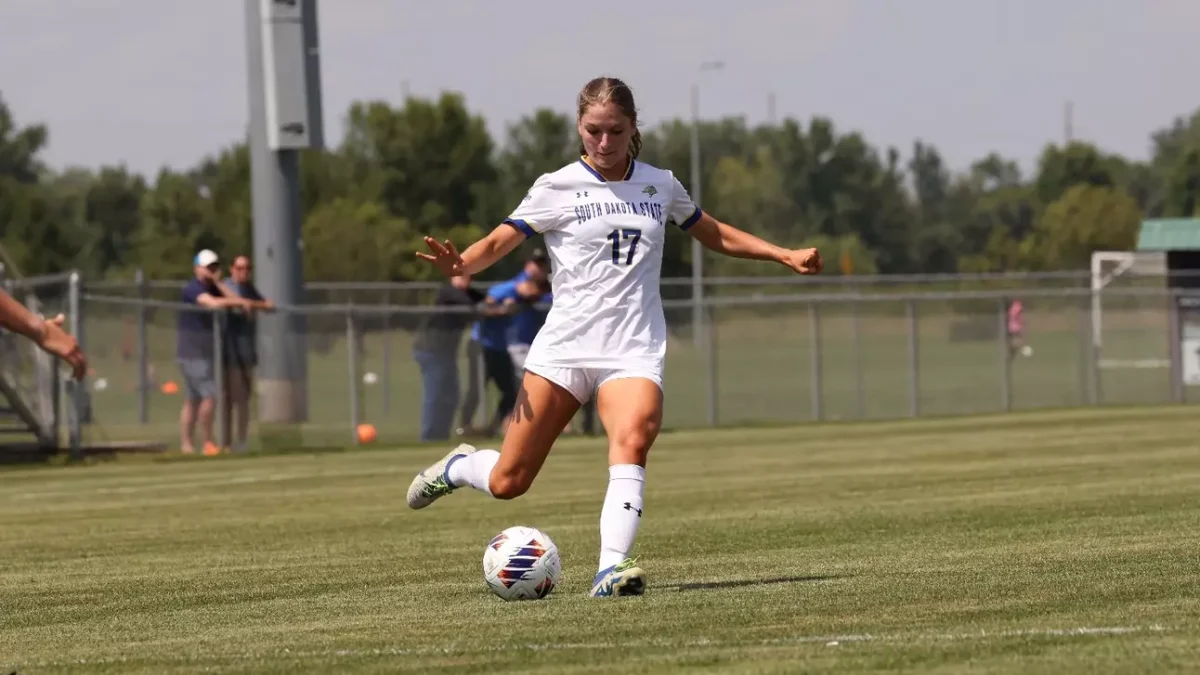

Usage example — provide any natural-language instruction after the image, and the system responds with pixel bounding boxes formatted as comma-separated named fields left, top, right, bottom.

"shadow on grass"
left=662, top=574, right=851, bottom=592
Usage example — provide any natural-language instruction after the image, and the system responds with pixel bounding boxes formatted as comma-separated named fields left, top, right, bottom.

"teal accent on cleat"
left=588, top=558, right=646, bottom=597
left=406, top=443, right=476, bottom=510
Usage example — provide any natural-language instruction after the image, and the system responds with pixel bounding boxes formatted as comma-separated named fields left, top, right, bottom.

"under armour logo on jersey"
left=623, top=502, right=642, bottom=517
left=576, top=191, right=589, bottom=198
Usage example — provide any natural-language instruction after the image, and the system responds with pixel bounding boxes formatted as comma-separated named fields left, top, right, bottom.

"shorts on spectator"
left=178, top=358, right=217, bottom=402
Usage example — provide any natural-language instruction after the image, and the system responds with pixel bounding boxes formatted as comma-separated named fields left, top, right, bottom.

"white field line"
left=18, top=624, right=1174, bottom=667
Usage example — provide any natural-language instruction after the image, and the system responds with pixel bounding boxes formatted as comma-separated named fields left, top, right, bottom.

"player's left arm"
left=686, top=212, right=823, bottom=275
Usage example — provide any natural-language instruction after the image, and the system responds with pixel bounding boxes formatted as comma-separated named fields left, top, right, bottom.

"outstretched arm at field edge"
left=416, top=224, right=525, bottom=278
left=687, top=212, right=823, bottom=275
left=0, top=288, right=49, bottom=342
left=0, top=289, right=88, bottom=379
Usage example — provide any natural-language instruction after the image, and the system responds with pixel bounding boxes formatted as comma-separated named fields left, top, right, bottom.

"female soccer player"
left=407, top=76, right=823, bottom=598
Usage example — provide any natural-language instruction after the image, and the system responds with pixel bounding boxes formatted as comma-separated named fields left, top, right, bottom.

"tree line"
left=2, top=90, right=1199, bottom=284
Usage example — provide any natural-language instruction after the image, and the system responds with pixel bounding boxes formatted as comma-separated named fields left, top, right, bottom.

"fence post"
left=136, top=268, right=149, bottom=424
left=382, top=290, right=391, bottom=414
left=347, top=307, right=361, bottom=445
left=67, top=271, right=82, bottom=459
left=809, top=301, right=823, bottom=421
left=474, top=342, right=488, bottom=431
left=851, top=298, right=865, bottom=419
left=213, top=309, right=227, bottom=451
left=704, top=301, right=718, bottom=426
left=1168, top=290, right=1184, bottom=404
left=1076, top=295, right=1090, bottom=405
left=998, top=297, right=1012, bottom=412
left=907, top=299, right=920, bottom=418
left=1085, top=295, right=1102, bottom=405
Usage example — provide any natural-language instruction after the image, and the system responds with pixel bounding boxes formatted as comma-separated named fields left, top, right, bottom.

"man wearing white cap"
left=177, top=249, right=252, bottom=455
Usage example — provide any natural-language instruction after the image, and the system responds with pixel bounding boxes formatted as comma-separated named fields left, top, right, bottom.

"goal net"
left=1089, top=250, right=1167, bottom=369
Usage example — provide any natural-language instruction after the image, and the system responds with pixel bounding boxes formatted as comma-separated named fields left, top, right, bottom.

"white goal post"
left=1089, top=249, right=1167, bottom=360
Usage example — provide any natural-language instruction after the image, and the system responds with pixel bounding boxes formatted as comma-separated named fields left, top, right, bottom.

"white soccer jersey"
left=503, top=158, right=703, bottom=371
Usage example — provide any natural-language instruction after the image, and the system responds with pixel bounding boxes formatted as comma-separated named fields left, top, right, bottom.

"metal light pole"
left=689, top=60, right=724, bottom=347
left=245, top=0, right=324, bottom=425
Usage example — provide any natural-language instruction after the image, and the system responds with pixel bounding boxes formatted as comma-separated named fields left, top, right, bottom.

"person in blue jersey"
left=472, top=274, right=542, bottom=437
left=408, top=77, right=822, bottom=598
left=504, top=279, right=552, bottom=377
left=458, top=251, right=550, bottom=437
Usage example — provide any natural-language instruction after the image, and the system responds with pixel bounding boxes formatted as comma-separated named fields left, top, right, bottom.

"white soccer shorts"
left=522, top=363, right=663, bottom=404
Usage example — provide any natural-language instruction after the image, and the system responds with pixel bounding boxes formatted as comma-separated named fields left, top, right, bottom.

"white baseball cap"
left=194, top=249, right=219, bottom=267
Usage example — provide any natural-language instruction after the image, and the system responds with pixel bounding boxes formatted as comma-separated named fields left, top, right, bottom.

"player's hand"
left=784, top=248, right=823, bottom=275
left=415, top=237, right=466, bottom=277
left=36, top=314, right=87, bottom=380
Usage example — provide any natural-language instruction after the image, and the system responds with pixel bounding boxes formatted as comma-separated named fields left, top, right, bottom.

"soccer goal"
left=1089, top=250, right=1168, bottom=369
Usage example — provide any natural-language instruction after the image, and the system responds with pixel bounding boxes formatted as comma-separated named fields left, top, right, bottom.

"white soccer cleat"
left=588, top=558, right=646, bottom=598
left=406, top=443, right=476, bottom=510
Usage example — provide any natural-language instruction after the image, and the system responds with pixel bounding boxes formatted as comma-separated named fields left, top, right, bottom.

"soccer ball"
left=482, top=526, right=561, bottom=601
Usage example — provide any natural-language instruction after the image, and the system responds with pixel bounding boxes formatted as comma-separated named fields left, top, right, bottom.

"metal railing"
left=31, top=275, right=1194, bottom=455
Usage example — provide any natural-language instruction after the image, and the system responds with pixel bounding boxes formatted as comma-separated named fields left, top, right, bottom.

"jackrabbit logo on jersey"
left=642, top=185, right=658, bottom=197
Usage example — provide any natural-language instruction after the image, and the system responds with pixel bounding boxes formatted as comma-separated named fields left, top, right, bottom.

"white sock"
left=598, top=464, right=645, bottom=573
left=446, top=449, right=500, bottom=495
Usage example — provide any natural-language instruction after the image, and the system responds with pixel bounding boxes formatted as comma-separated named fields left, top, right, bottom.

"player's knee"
left=488, top=468, right=532, bottom=500
left=609, top=418, right=659, bottom=462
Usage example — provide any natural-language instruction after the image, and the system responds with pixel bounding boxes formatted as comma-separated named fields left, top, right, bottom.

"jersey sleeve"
left=503, top=174, right=565, bottom=237
left=668, top=172, right=704, bottom=231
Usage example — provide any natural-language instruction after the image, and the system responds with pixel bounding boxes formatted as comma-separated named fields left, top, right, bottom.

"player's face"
left=578, top=102, right=632, bottom=170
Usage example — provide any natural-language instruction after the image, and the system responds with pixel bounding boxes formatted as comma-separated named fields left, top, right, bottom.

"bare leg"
left=198, top=398, right=216, bottom=449
left=588, top=376, right=662, bottom=596
left=180, top=401, right=197, bottom=454
left=407, top=371, right=579, bottom=508
left=489, top=372, right=581, bottom=498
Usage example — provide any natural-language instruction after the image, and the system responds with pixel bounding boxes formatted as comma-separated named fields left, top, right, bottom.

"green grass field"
left=4, top=405, right=1200, bottom=673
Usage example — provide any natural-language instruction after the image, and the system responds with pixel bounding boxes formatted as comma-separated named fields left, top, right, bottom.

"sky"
left=1, top=0, right=1197, bottom=179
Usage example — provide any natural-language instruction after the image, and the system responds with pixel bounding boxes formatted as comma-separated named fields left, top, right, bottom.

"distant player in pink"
left=1008, top=300, right=1030, bottom=357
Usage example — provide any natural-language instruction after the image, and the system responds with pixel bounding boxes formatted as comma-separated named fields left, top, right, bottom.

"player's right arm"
left=417, top=174, right=565, bottom=278
left=459, top=225, right=528, bottom=277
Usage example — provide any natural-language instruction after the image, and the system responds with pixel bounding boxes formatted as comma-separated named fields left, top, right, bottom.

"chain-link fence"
left=34, top=277, right=1191, bottom=455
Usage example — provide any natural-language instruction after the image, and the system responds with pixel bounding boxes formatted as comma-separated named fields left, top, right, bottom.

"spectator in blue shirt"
left=457, top=249, right=550, bottom=437
left=506, top=278, right=552, bottom=378
left=472, top=281, right=524, bottom=437
left=177, top=249, right=253, bottom=455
